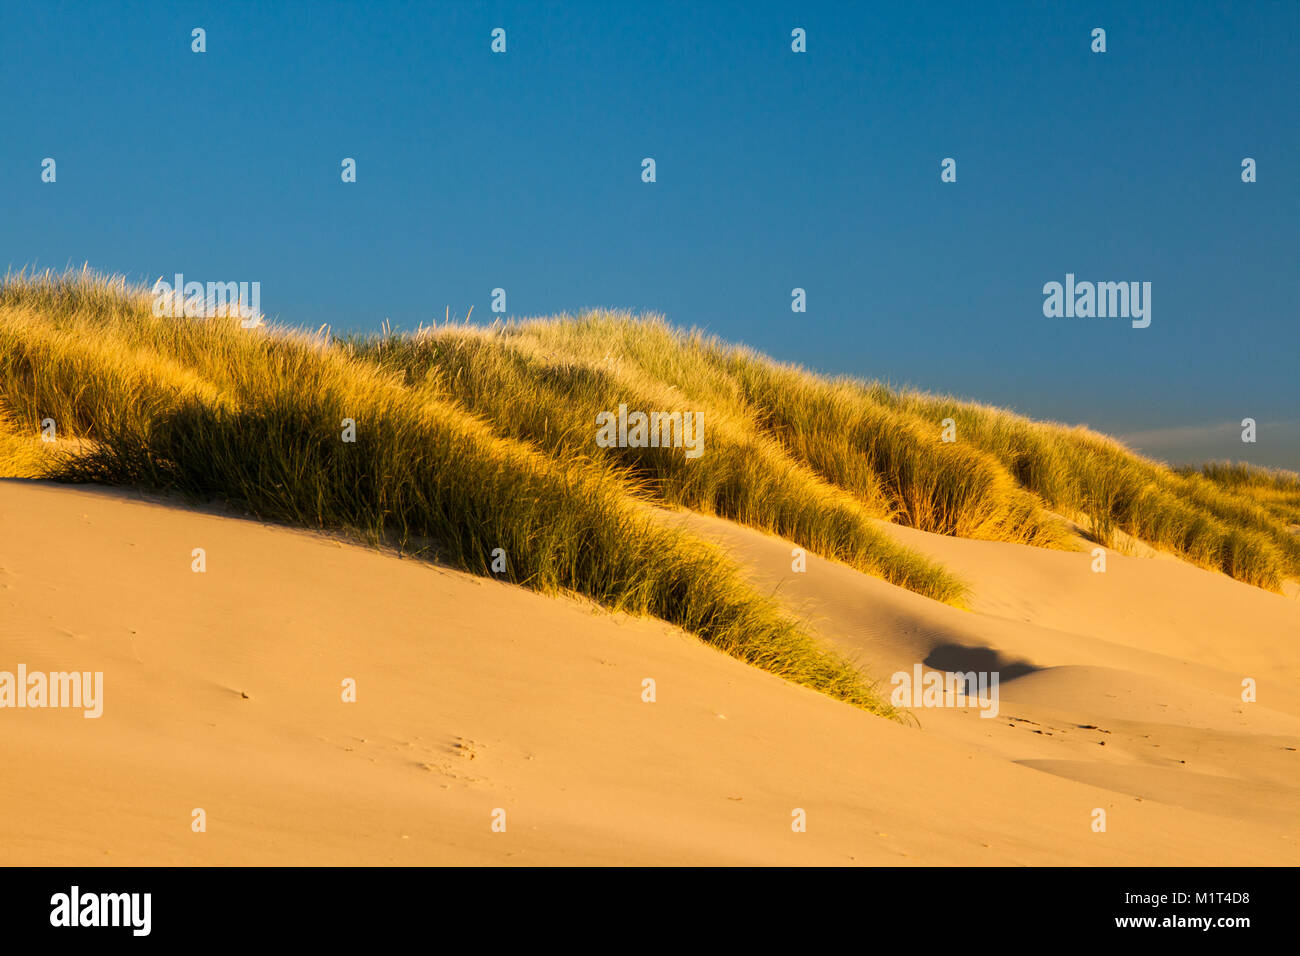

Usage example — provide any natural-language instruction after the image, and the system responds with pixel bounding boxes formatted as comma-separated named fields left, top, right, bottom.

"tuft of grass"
left=0, top=410, right=54, bottom=477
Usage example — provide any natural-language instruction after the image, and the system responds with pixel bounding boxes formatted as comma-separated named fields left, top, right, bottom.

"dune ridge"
left=2, top=269, right=1298, bottom=862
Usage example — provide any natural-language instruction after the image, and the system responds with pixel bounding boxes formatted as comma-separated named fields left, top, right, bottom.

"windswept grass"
left=2, top=269, right=1293, bottom=723
left=477, top=315, right=1074, bottom=549
left=0, top=269, right=910, bottom=717
left=875, top=392, right=1298, bottom=588
left=0, top=411, right=50, bottom=478
left=470, top=312, right=1294, bottom=590
left=1177, top=461, right=1300, bottom=529
left=350, top=326, right=965, bottom=602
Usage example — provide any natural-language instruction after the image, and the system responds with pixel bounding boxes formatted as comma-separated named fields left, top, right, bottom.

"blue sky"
left=2, top=0, right=1297, bottom=467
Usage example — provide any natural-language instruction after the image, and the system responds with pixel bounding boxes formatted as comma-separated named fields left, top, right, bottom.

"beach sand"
left=2, top=480, right=1297, bottom=865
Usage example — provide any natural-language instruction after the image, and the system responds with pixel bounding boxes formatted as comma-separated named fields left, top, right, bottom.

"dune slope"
left=2, top=481, right=1296, bottom=865
left=672, top=509, right=1300, bottom=842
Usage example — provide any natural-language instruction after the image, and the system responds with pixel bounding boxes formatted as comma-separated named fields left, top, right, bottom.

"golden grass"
left=0, top=269, right=926, bottom=717
left=351, top=324, right=965, bottom=601
left=488, top=315, right=1073, bottom=548
left=0, top=414, right=49, bottom=478
left=872, top=393, right=1298, bottom=588
left=3, top=269, right=1294, bottom=717
left=1176, top=461, right=1300, bottom=531
left=456, top=312, right=1295, bottom=589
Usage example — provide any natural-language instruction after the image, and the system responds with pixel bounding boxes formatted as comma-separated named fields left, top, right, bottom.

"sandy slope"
left=672, top=511, right=1300, bottom=845
left=1, top=481, right=1297, bottom=865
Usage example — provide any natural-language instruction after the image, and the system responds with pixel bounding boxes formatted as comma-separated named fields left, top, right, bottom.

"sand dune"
left=673, top=511, right=1300, bottom=846
left=2, top=481, right=1297, bottom=865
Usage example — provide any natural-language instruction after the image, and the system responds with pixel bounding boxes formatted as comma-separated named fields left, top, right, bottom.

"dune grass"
left=871, top=391, right=1299, bottom=589
left=1176, top=461, right=1300, bottom=529
left=442, top=312, right=1295, bottom=589
left=490, top=314, right=1073, bottom=549
left=0, top=269, right=912, bottom=717
left=0, top=415, right=49, bottom=478
left=349, top=325, right=965, bottom=602
left=2, top=269, right=1293, bottom=719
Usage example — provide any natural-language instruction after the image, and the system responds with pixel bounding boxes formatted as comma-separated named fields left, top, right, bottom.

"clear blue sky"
left=3, top=1, right=1297, bottom=467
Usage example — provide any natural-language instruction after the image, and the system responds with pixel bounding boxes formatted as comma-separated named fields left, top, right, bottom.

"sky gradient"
left=2, top=0, right=1296, bottom=467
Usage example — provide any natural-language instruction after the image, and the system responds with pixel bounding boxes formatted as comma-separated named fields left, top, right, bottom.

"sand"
left=2, top=480, right=1297, bottom=865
